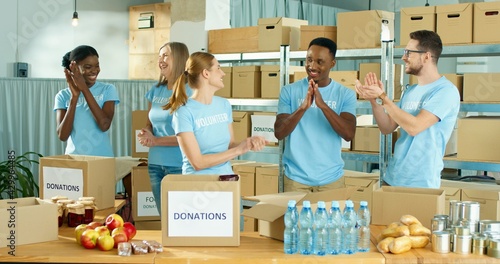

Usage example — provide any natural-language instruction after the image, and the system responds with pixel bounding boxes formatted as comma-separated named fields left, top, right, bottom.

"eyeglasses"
left=403, top=49, right=427, bottom=57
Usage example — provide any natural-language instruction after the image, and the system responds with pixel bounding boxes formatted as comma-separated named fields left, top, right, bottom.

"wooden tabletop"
left=1, top=225, right=500, bottom=263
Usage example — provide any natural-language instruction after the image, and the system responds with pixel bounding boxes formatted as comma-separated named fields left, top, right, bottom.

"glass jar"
left=77, top=200, right=96, bottom=224
left=56, top=199, right=75, bottom=225
left=57, top=203, right=64, bottom=227
left=66, top=203, right=85, bottom=227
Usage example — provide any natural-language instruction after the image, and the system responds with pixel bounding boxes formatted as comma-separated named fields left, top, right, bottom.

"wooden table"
left=1, top=225, right=500, bottom=263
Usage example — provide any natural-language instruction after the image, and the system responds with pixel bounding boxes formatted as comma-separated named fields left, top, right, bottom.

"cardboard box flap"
left=401, top=6, right=436, bottom=16
left=232, top=111, right=248, bottom=122
left=258, top=17, right=308, bottom=27
left=475, top=2, right=500, bottom=12
left=345, top=177, right=378, bottom=189
left=462, top=186, right=500, bottom=201
left=436, top=3, right=472, bottom=14
left=375, top=10, right=395, bottom=20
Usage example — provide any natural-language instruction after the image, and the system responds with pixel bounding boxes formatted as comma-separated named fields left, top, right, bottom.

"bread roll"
left=409, top=236, right=430, bottom=249
left=389, top=236, right=412, bottom=254
left=400, top=215, right=422, bottom=226
left=409, top=224, right=431, bottom=236
left=382, top=225, right=410, bottom=238
left=377, top=237, right=395, bottom=253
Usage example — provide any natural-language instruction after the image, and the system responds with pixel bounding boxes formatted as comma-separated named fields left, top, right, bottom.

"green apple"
left=74, top=224, right=91, bottom=245
left=97, top=235, right=115, bottom=251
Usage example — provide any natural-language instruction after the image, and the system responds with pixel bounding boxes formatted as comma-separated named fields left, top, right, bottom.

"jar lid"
left=51, top=195, right=68, bottom=202
left=79, top=197, right=95, bottom=201
left=77, top=200, right=95, bottom=206
left=66, top=203, right=84, bottom=209
left=56, top=199, right=75, bottom=205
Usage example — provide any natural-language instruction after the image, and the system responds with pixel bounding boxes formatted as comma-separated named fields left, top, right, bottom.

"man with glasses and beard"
left=355, top=30, right=460, bottom=188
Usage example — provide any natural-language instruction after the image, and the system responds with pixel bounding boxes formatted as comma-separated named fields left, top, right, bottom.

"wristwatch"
left=376, top=92, right=387, bottom=105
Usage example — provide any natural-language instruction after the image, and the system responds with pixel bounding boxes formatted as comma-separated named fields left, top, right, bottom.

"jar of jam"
left=57, top=203, right=64, bottom=227
left=66, top=203, right=85, bottom=227
left=77, top=200, right=96, bottom=224
left=56, top=199, right=75, bottom=225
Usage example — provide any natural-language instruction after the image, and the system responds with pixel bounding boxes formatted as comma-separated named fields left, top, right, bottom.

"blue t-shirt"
left=145, top=84, right=193, bottom=166
left=277, top=77, right=357, bottom=186
left=172, top=97, right=234, bottom=175
left=54, top=82, right=120, bottom=157
left=385, top=76, right=460, bottom=188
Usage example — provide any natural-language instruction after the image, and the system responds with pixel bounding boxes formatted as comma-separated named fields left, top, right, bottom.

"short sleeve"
left=172, top=106, right=194, bottom=134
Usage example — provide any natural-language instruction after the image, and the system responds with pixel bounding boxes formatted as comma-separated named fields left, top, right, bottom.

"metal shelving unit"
left=215, top=43, right=500, bottom=196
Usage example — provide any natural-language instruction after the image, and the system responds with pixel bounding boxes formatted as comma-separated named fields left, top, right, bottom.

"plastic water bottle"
left=328, top=201, right=343, bottom=255
left=342, top=200, right=358, bottom=254
left=357, top=201, right=371, bottom=252
left=299, top=200, right=314, bottom=255
left=284, top=200, right=299, bottom=254
left=313, top=201, right=329, bottom=256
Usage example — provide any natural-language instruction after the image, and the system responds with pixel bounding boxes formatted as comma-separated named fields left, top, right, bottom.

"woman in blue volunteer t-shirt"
left=54, top=45, right=120, bottom=157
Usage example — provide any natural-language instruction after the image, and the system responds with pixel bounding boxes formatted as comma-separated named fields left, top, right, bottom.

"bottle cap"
left=287, top=200, right=296, bottom=207
left=360, top=201, right=368, bottom=206
left=346, top=200, right=354, bottom=207
left=318, top=201, right=325, bottom=209
left=331, top=201, right=339, bottom=208
left=303, top=200, right=311, bottom=207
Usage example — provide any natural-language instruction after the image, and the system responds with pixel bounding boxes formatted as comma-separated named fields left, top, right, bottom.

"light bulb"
left=72, top=11, right=78, bottom=27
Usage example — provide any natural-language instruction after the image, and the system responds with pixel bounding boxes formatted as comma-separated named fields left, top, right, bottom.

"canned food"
left=460, top=201, right=480, bottom=222
left=479, top=220, right=500, bottom=233
left=432, top=215, right=448, bottom=232
left=432, top=231, right=450, bottom=254
left=454, top=235, right=472, bottom=254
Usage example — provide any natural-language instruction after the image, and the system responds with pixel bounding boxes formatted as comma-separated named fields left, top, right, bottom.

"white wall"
left=0, top=0, right=162, bottom=79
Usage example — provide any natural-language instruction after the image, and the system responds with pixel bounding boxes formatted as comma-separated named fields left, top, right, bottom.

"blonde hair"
left=156, top=42, right=189, bottom=87
left=163, top=52, right=215, bottom=113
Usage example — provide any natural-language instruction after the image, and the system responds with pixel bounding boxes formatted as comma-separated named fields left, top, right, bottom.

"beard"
left=405, top=63, right=423, bottom=76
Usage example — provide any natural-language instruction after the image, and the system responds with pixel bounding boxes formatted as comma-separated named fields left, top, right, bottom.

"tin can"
left=460, top=201, right=480, bottom=222
left=449, top=200, right=463, bottom=226
left=432, top=231, right=450, bottom=254
left=454, top=235, right=472, bottom=254
left=432, top=215, right=448, bottom=232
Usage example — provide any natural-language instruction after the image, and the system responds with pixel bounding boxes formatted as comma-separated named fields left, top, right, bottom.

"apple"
left=87, top=221, right=103, bottom=229
left=105, top=214, right=124, bottom=232
left=81, top=229, right=99, bottom=249
left=122, top=222, right=137, bottom=240
left=97, top=235, right=115, bottom=251
left=94, top=226, right=110, bottom=237
left=74, top=224, right=91, bottom=245
left=112, top=232, right=128, bottom=248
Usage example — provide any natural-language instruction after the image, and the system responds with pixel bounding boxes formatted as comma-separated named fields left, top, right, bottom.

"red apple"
left=74, top=224, right=91, bottom=245
left=122, top=222, right=137, bottom=240
left=94, top=226, right=110, bottom=237
left=105, top=214, right=124, bottom=232
left=112, top=232, right=128, bottom=248
left=81, top=229, right=99, bottom=249
left=87, top=221, right=103, bottom=229
left=97, top=235, right=115, bottom=251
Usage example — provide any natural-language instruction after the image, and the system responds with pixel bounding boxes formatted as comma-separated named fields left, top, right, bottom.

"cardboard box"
left=436, top=3, right=473, bottom=44
left=232, top=66, right=261, bottom=98
left=400, top=6, right=436, bottom=46
left=444, top=128, right=457, bottom=156
left=232, top=162, right=272, bottom=197
left=343, top=170, right=380, bottom=214
left=440, top=179, right=463, bottom=214
left=337, top=10, right=395, bottom=49
left=372, top=186, right=446, bottom=229
left=409, top=73, right=463, bottom=101
left=300, top=25, right=337, bottom=51
left=243, top=187, right=356, bottom=241
left=161, top=175, right=240, bottom=246
left=132, top=110, right=149, bottom=158
left=463, top=73, right=500, bottom=102
left=243, top=209, right=258, bottom=232
left=351, top=126, right=397, bottom=152
left=260, top=65, right=304, bottom=99
left=39, top=155, right=115, bottom=209
left=232, top=111, right=253, bottom=144
left=215, top=67, right=232, bottom=98
left=474, top=2, right=500, bottom=43
left=135, top=220, right=161, bottom=230
left=461, top=183, right=500, bottom=221
left=131, top=166, right=160, bottom=221
left=359, top=63, right=403, bottom=100
left=258, top=17, right=308, bottom=51
left=255, top=164, right=279, bottom=195
left=0, top=198, right=58, bottom=248
left=208, top=26, right=259, bottom=54
left=251, top=112, right=278, bottom=144
left=457, top=117, right=500, bottom=162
